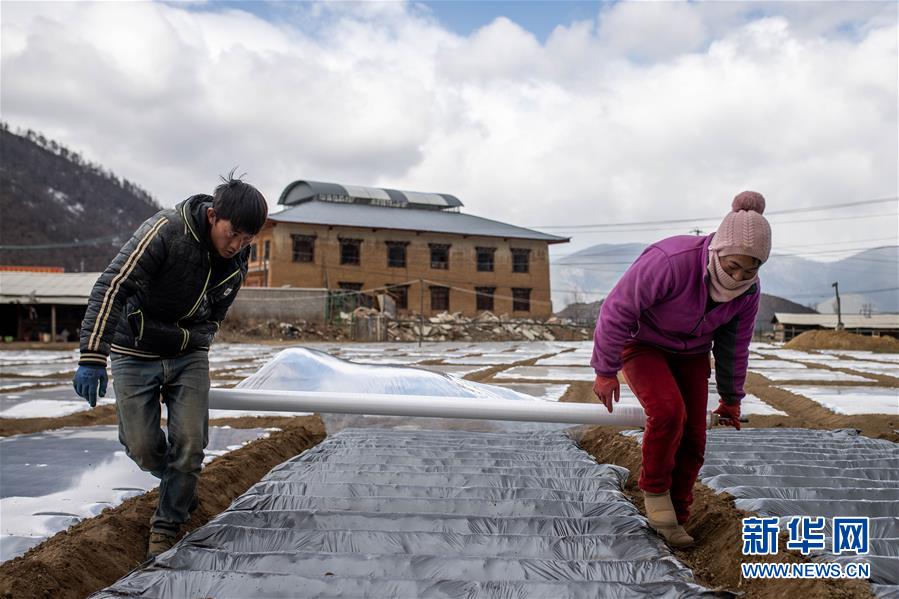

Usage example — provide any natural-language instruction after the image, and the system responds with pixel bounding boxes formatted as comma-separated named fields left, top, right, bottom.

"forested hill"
left=0, top=123, right=160, bottom=271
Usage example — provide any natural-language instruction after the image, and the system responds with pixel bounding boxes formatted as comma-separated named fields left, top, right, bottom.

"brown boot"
left=147, top=531, right=177, bottom=560
left=643, top=490, right=694, bottom=548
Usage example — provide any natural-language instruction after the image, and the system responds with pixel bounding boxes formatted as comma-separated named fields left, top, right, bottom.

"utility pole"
left=832, top=282, right=844, bottom=330
left=418, top=278, right=424, bottom=347
left=689, top=228, right=703, bottom=236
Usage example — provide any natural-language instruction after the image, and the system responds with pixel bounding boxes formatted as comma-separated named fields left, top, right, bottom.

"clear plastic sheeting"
left=749, top=368, right=875, bottom=382
left=94, top=429, right=725, bottom=598
left=776, top=386, right=899, bottom=416
left=695, top=428, right=898, bottom=593
left=216, top=347, right=648, bottom=432
left=237, top=347, right=542, bottom=402
left=493, top=366, right=598, bottom=382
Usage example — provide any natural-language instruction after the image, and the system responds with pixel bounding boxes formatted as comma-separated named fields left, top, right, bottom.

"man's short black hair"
left=212, top=169, right=268, bottom=234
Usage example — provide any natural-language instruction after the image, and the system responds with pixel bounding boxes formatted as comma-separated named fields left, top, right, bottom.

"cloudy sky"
left=2, top=1, right=896, bottom=260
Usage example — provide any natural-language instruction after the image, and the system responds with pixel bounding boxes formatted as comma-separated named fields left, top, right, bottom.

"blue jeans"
left=111, top=351, right=210, bottom=536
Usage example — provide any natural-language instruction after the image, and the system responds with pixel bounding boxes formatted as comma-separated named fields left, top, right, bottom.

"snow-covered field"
left=2, top=340, right=895, bottom=421
left=0, top=425, right=275, bottom=561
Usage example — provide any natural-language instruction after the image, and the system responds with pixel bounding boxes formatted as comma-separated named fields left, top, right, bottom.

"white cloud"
left=596, top=1, right=708, bottom=61
left=440, top=17, right=546, bottom=81
left=1, top=0, right=895, bottom=258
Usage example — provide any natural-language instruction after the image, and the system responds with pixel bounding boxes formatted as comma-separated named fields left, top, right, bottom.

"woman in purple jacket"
left=591, top=191, right=772, bottom=547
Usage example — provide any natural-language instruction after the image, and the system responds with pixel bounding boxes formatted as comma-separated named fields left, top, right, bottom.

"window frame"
left=386, top=284, right=409, bottom=310
left=475, top=247, right=496, bottom=272
left=291, top=234, right=316, bottom=263
left=512, top=287, right=531, bottom=312
left=475, top=286, right=496, bottom=311
left=429, top=243, right=451, bottom=270
left=511, top=248, right=531, bottom=273
left=430, top=285, right=450, bottom=312
left=386, top=241, right=408, bottom=268
left=339, top=238, right=362, bottom=266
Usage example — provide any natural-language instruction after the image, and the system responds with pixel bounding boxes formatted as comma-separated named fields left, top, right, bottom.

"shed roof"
left=268, top=200, right=569, bottom=244
left=0, top=271, right=100, bottom=305
left=772, top=312, right=899, bottom=329
left=279, top=180, right=463, bottom=210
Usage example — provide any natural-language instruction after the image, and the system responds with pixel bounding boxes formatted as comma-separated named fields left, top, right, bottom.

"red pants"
left=621, top=343, right=711, bottom=524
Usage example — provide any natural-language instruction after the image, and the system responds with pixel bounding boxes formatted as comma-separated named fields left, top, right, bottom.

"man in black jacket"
left=73, top=174, right=267, bottom=558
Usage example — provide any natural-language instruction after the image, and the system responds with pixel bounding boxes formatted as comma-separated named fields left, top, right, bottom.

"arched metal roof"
left=278, top=180, right=463, bottom=210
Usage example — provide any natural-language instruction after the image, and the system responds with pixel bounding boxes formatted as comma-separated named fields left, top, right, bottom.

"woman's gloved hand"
left=593, top=375, right=620, bottom=413
left=713, top=401, right=741, bottom=430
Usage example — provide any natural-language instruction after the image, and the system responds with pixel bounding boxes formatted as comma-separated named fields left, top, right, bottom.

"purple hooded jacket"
left=591, top=234, right=759, bottom=405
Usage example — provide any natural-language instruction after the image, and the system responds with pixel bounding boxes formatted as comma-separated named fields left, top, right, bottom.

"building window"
left=429, top=243, right=450, bottom=270
left=340, top=238, right=362, bottom=265
left=386, top=284, right=409, bottom=310
left=263, top=240, right=270, bottom=260
left=511, top=248, right=531, bottom=273
left=386, top=241, right=408, bottom=268
left=512, top=288, right=531, bottom=312
left=475, top=287, right=495, bottom=311
left=430, top=286, right=449, bottom=312
left=291, top=235, right=315, bottom=263
left=250, top=243, right=258, bottom=262
left=476, top=247, right=496, bottom=272
left=338, top=282, right=363, bottom=292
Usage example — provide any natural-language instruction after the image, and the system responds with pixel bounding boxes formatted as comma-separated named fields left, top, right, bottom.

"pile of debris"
left=222, top=311, right=592, bottom=343
left=381, top=310, right=591, bottom=342
left=218, top=318, right=351, bottom=342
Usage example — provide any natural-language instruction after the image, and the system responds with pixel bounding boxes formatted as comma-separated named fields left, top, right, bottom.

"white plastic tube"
left=209, top=388, right=659, bottom=426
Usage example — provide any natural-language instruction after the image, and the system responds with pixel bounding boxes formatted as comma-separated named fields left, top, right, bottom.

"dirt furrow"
left=575, top=427, right=875, bottom=599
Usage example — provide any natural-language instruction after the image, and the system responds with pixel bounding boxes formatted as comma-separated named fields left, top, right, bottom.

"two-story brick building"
left=245, top=181, right=569, bottom=318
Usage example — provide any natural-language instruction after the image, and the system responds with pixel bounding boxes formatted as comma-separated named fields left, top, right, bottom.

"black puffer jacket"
left=79, top=195, right=248, bottom=365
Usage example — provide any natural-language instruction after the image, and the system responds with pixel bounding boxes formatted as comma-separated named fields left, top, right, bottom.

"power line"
left=0, top=235, right=122, bottom=250
left=775, top=236, right=899, bottom=251
left=785, top=286, right=899, bottom=298
left=533, top=197, right=897, bottom=230
left=556, top=245, right=897, bottom=266
left=773, top=245, right=897, bottom=258
left=540, top=211, right=899, bottom=236
left=544, top=211, right=899, bottom=235
left=554, top=236, right=898, bottom=261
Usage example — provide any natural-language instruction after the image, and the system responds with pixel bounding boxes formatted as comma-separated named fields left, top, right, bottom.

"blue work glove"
left=73, top=365, right=108, bottom=407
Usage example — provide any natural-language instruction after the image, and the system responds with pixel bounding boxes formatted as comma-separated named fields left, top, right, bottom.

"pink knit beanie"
left=709, top=191, right=772, bottom=264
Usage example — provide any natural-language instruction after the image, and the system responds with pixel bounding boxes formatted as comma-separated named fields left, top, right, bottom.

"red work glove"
left=714, top=401, right=742, bottom=430
left=593, top=374, right=620, bottom=413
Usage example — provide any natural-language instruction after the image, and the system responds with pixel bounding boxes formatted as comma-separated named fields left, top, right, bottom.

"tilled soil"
left=0, top=410, right=309, bottom=438
left=559, top=372, right=898, bottom=443
left=0, top=415, right=325, bottom=599
left=785, top=330, right=899, bottom=352
left=0, top=404, right=118, bottom=437
left=743, top=372, right=899, bottom=442
left=461, top=349, right=566, bottom=383
left=575, top=427, right=876, bottom=599
left=2, top=343, right=895, bottom=597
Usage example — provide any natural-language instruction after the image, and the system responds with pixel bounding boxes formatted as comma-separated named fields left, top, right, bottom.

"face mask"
left=707, top=250, right=758, bottom=302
